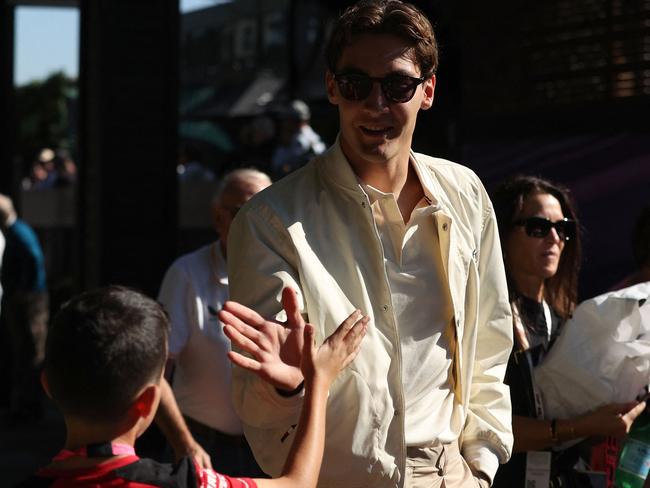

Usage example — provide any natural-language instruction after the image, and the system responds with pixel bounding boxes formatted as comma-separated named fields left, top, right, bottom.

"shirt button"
left=361, top=201, right=367, bottom=208
left=442, top=223, right=449, bottom=231
left=394, top=409, right=401, bottom=417
left=382, top=304, right=389, bottom=312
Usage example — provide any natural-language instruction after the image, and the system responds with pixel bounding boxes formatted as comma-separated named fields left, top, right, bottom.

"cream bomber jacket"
left=227, top=141, right=514, bottom=488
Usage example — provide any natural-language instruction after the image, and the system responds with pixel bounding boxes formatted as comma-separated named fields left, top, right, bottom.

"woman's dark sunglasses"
left=333, top=72, right=429, bottom=103
left=513, top=217, right=576, bottom=241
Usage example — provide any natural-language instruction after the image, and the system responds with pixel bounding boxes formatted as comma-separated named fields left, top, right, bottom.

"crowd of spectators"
left=22, top=148, right=77, bottom=191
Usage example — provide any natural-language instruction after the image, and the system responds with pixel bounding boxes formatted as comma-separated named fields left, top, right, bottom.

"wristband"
left=550, top=419, right=559, bottom=444
left=276, top=381, right=305, bottom=397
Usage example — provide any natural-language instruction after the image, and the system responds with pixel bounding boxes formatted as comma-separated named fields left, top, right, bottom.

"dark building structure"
left=181, top=0, right=330, bottom=118
left=459, top=0, right=650, bottom=296
left=0, top=0, right=179, bottom=299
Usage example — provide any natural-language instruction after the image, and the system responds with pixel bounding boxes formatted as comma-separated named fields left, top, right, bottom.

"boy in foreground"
left=19, top=286, right=367, bottom=487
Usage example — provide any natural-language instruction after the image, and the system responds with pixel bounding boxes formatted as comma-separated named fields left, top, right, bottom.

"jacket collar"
left=317, top=135, right=364, bottom=197
left=318, top=135, right=446, bottom=212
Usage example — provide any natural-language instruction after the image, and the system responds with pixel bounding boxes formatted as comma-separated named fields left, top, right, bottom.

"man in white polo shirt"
left=155, top=168, right=271, bottom=476
left=223, top=1, right=514, bottom=487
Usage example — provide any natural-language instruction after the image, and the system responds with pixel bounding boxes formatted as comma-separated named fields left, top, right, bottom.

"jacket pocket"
left=317, top=369, right=392, bottom=487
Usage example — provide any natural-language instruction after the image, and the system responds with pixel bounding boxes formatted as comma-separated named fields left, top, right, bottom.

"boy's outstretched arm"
left=220, top=296, right=368, bottom=488
left=272, top=312, right=367, bottom=488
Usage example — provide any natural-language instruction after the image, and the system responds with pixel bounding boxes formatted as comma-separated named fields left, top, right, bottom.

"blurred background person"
left=51, top=149, right=77, bottom=188
left=24, top=160, right=50, bottom=190
left=155, top=168, right=271, bottom=476
left=177, top=144, right=216, bottom=182
left=22, top=148, right=77, bottom=190
left=491, top=175, right=645, bottom=488
left=270, top=99, right=325, bottom=180
left=0, top=193, right=48, bottom=422
left=23, top=148, right=56, bottom=190
left=237, top=115, right=276, bottom=173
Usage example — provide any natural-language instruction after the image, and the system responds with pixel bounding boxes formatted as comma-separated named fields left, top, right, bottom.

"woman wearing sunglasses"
left=491, top=175, right=645, bottom=488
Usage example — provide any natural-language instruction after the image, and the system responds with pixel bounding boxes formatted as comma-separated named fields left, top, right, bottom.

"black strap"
left=86, top=442, right=117, bottom=457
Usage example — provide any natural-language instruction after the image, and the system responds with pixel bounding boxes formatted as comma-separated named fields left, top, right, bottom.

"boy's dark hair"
left=325, top=0, right=438, bottom=76
left=492, top=175, right=582, bottom=320
left=44, top=286, right=169, bottom=423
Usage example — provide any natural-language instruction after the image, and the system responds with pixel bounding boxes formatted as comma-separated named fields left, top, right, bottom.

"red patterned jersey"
left=17, top=455, right=258, bottom=488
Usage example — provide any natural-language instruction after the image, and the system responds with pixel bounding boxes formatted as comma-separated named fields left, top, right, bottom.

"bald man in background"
left=155, top=169, right=271, bottom=476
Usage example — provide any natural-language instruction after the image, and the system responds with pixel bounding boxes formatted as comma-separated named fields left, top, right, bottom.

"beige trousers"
left=404, top=442, right=489, bottom=488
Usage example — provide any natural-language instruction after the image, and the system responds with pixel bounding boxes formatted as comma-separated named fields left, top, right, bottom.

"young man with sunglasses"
left=226, top=1, right=514, bottom=487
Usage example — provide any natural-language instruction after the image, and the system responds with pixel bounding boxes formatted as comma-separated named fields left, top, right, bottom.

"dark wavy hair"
left=325, top=0, right=438, bottom=76
left=492, top=175, right=582, bottom=319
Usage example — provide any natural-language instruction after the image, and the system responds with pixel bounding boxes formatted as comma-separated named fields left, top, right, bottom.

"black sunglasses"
left=333, top=72, right=429, bottom=103
left=513, top=217, right=576, bottom=241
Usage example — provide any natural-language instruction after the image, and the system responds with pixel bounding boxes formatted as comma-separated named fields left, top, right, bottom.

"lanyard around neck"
left=53, top=442, right=136, bottom=461
left=542, top=300, right=552, bottom=342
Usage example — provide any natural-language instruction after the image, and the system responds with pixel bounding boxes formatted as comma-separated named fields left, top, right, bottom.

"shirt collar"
left=317, top=135, right=444, bottom=211
left=357, top=156, right=440, bottom=211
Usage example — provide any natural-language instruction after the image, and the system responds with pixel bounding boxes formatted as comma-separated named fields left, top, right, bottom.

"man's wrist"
left=276, top=380, right=305, bottom=397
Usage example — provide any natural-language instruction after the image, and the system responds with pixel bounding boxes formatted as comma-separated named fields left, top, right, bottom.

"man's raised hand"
left=220, top=287, right=306, bottom=392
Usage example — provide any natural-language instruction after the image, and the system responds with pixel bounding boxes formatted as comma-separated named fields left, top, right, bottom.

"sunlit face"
left=506, top=193, right=566, bottom=284
left=326, top=33, right=435, bottom=171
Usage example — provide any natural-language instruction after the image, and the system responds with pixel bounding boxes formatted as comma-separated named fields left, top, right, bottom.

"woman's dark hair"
left=44, top=286, right=169, bottom=423
left=492, top=175, right=582, bottom=319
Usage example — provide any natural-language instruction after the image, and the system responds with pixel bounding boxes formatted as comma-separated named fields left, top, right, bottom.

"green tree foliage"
left=15, top=71, right=77, bottom=173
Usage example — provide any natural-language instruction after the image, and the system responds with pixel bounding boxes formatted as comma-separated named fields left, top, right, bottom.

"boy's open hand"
left=220, top=288, right=306, bottom=391
left=302, top=310, right=369, bottom=386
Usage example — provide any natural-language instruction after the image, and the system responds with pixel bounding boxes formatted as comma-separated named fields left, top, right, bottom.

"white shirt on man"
left=363, top=171, right=461, bottom=447
left=158, top=241, right=243, bottom=435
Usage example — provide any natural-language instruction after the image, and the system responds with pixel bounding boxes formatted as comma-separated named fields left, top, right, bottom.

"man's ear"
left=131, top=384, right=158, bottom=419
left=420, top=74, right=436, bottom=110
left=326, top=71, right=339, bottom=105
left=40, top=370, right=52, bottom=399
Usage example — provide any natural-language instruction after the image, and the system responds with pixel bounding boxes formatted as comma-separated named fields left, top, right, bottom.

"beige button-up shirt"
left=362, top=180, right=459, bottom=447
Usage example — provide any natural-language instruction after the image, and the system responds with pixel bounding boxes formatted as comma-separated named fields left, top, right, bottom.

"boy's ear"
left=40, top=370, right=52, bottom=399
left=131, top=384, right=158, bottom=419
